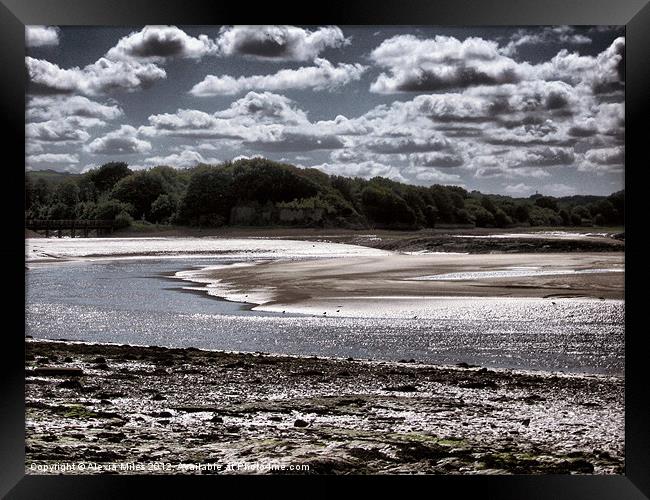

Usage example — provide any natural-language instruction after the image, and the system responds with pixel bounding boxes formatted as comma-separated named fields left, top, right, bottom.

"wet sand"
left=185, top=253, right=624, bottom=315
left=25, top=339, right=623, bottom=475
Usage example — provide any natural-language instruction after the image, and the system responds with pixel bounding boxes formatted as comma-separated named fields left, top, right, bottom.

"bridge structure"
left=25, top=219, right=115, bottom=238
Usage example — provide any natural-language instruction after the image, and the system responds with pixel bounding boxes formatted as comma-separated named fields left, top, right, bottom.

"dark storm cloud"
left=545, top=91, right=570, bottom=110
left=433, top=126, right=484, bottom=137
left=216, top=26, right=347, bottom=61
left=568, top=125, right=598, bottom=137
left=107, top=26, right=217, bottom=61
left=485, top=137, right=577, bottom=147
left=370, top=33, right=625, bottom=97
left=497, top=115, right=546, bottom=129
left=390, top=66, right=519, bottom=93
left=370, top=35, right=523, bottom=93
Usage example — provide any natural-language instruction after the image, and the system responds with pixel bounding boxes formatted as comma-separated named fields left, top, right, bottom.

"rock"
left=269, top=416, right=282, bottom=422
left=95, top=391, right=125, bottom=399
left=63, top=357, right=73, bottom=363
left=210, top=415, right=224, bottom=423
left=383, top=385, right=418, bottom=392
left=155, top=411, right=173, bottom=418
left=32, top=367, right=83, bottom=377
left=459, top=380, right=498, bottom=389
left=521, top=418, right=531, bottom=427
left=224, top=360, right=249, bottom=369
left=294, top=419, right=309, bottom=428
left=151, top=393, right=166, bottom=401
left=57, top=379, right=83, bottom=390
left=95, top=363, right=110, bottom=371
left=93, top=357, right=106, bottom=364
left=290, top=369, right=322, bottom=376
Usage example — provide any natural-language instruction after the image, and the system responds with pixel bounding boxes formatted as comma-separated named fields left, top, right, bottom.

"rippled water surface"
left=26, top=258, right=624, bottom=376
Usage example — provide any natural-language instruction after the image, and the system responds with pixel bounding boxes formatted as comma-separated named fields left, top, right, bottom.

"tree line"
left=25, top=159, right=624, bottom=230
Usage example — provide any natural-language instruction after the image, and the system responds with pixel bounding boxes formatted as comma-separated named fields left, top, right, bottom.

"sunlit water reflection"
left=25, top=258, right=624, bottom=376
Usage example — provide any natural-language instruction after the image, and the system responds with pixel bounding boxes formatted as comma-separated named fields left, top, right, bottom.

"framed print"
left=2, top=0, right=648, bottom=497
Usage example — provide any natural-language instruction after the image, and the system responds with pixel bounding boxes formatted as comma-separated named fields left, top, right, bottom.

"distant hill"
left=26, top=169, right=79, bottom=185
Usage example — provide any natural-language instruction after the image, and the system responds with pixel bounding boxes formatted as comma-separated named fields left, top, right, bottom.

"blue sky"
left=25, top=25, right=624, bottom=196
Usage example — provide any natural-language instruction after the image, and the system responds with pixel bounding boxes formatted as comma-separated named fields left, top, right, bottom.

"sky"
left=25, top=25, right=625, bottom=197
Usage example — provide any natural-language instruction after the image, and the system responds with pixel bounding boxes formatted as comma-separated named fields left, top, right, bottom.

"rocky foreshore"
left=25, top=339, right=624, bottom=475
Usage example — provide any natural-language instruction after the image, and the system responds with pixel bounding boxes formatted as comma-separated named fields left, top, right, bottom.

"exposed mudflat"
left=360, top=232, right=624, bottom=254
left=25, top=339, right=624, bottom=475
left=183, top=253, right=624, bottom=315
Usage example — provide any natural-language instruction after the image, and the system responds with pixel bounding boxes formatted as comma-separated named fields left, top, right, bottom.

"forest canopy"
left=25, top=159, right=624, bottom=230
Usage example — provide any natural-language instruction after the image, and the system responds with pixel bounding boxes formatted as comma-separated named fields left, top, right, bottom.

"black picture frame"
left=2, top=1, right=647, bottom=497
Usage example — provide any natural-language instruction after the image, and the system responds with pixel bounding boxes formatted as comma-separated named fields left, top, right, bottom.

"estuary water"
left=25, top=255, right=624, bottom=376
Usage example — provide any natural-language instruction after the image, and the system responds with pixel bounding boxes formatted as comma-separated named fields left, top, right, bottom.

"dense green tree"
left=93, top=199, right=135, bottom=221
left=572, top=205, right=591, bottom=224
left=469, top=205, right=495, bottom=227
left=48, top=202, right=74, bottom=219
left=88, top=162, right=132, bottom=193
left=111, top=171, right=168, bottom=220
left=559, top=209, right=571, bottom=226
left=480, top=196, right=497, bottom=214
left=150, top=194, right=178, bottom=224
left=227, top=158, right=319, bottom=204
left=513, top=204, right=530, bottom=223
left=493, top=208, right=512, bottom=228
left=55, top=179, right=80, bottom=208
left=179, top=168, right=234, bottom=226
left=589, top=200, right=616, bottom=224
left=534, top=196, right=558, bottom=211
left=361, top=185, right=416, bottom=227
left=25, top=160, right=624, bottom=231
